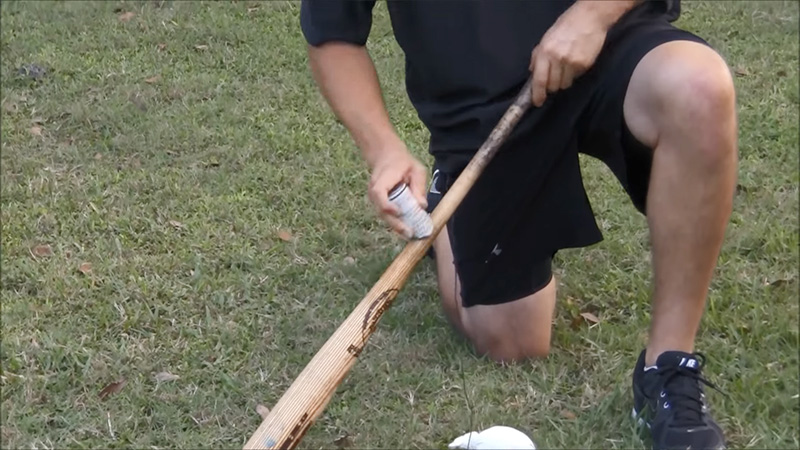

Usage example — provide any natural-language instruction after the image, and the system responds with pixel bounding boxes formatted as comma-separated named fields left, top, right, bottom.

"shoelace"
left=651, top=353, right=725, bottom=427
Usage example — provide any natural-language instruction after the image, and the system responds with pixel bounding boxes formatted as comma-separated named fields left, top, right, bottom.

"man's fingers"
left=371, top=184, right=410, bottom=239
left=530, top=55, right=550, bottom=107
left=382, top=213, right=412, bottom=240
left=528, top=47, right=538, bottom=72
left=560, top=65, right=575, bottom=90
left=547, top=62, right=562, bottom=93
left=369, top=165, right=424, bottom=239
left=369, top=175, right=400, bottom=217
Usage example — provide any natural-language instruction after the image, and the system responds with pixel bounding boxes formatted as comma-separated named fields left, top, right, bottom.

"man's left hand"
left=529, top=0, right=637, bottom=107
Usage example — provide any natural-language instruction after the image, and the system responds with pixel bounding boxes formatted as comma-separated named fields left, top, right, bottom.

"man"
left=299, top=0, right=737, bottom=449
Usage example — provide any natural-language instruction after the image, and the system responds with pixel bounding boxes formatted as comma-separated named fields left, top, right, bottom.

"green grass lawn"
left=1, top=1, right=797, bottom=448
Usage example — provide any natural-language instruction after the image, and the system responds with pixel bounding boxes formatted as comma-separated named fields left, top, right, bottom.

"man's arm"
left=300, top=0, right=428, bottom=238
left=572, top=0, right=641, bottom=29
left=307, top=43, right=404, bottom=169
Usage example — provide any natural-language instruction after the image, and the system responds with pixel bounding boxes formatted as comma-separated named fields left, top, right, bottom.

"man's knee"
left=666, top=49, right=737, bottom=161
left=669, top=49, right=735, bottom=114
left=442, top=293, right=553, bottom=363
left=475, top=333, right=551, bottom=364
left=629, top=41, right=738, bottom=165
left=461, top=278, right=558, bottom=364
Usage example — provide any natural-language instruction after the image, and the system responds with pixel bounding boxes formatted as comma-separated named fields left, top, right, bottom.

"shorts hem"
left=460, top=258, right=554, bottom=308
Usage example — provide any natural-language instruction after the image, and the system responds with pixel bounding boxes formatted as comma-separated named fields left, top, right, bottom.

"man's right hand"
left=367, top=143, right=429, bottom=240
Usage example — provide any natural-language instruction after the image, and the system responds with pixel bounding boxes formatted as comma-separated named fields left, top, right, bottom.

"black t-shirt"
left=300, top=0, right=679, bottom=167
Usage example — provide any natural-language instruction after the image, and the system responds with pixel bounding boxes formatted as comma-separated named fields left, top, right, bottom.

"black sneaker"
left=632, top=350, right=726, bottom=450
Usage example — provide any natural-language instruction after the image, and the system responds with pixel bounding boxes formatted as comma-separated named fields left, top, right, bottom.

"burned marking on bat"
left=346, top=288, right=399, bottom=358
left=279, top=412, right=310, bottom=450
left=362, top=288, right=399, bottom=339
left=346, top=343, right=363, bottom=357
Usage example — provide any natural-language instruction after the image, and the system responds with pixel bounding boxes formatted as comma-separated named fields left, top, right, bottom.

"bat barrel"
left=243, top=77, right=533, bottom=450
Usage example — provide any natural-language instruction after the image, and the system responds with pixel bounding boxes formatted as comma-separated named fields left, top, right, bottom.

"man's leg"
left=623, top=40, right=738, bottom=365
left=623, top=40, right=736, bottom=449
left=432, top=227, right=557, bottom=363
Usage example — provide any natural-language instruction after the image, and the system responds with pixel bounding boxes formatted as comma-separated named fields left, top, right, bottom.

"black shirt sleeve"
left=300, top=0, right=377, bottom=47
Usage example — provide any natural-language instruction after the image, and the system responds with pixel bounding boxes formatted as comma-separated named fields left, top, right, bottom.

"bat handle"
left=514, top=77, right=534, bottom=110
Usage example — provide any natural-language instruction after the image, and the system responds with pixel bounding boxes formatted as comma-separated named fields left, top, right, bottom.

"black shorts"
left=425, top=9, right=710, bottom=308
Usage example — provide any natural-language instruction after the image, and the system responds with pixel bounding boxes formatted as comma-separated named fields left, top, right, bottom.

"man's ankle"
left=645, top=344, right=695, bottom=366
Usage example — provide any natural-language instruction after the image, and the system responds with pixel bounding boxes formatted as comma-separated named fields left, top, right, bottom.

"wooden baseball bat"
left=243, top=77, right=534, bottom=450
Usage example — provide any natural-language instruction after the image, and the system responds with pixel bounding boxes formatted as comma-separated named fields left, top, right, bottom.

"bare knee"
left=668, top=54, right=737, bottom=164
left=476, top=335, right=551, bottom=364
left=628, top=41, right=738, bottom=166
left=462, top=277, right=557, bottom=364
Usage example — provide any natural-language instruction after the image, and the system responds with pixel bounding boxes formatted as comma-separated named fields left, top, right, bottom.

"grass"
left=1, top=0, right=797, bottom=448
